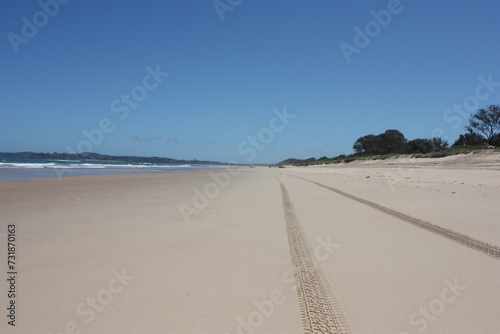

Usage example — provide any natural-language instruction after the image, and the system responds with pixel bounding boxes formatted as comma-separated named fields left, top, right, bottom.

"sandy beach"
left=0, top=157, right=499, bottom=333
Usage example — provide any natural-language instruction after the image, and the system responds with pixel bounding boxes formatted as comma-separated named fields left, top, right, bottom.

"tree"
left=432, top=137, right=449, bottom=151
left=353, top=135, right=373, bottom=154
left=465, top=104, right=500, bottom=143
left=353, top=130, right=407, bottom=155
left=490, top=134, right=500, bottom=146
left=353, top=137, right=364, bottom=153
left=380, top=129, right=407, bottom=154
left=353, top=134, right=384, bottom=155
left=452, top=131, right=485, bottom=146
left=407, top=139, right=435, bottom=154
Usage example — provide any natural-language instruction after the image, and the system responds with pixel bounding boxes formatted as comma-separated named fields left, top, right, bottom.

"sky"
left=1, top=0, right=499, bottom=164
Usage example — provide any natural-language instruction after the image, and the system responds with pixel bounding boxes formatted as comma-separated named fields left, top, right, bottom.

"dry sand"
left=0, top=155, right=499, bottom=333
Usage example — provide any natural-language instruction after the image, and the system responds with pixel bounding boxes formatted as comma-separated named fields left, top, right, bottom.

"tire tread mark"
left=278, top=178, right=350, bottom=334
left=293, top=175, right=500, bottom=260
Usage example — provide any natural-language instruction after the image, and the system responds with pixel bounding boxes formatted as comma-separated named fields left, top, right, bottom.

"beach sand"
left=0, top=158, right=499, bottom=333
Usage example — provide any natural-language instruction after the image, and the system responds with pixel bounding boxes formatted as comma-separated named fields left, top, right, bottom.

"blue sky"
left=1, top=0, right=499, bottom=163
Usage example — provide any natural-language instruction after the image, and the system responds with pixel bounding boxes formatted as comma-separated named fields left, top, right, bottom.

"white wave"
left=0, top=162, right=193, bottom=169
left=0, top=162, right=56, bottom=168
left=46, top=163, right=192, bottom=169
left=45, top=164, right=106, bottom=169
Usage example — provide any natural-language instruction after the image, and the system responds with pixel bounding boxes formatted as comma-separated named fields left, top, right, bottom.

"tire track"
left=278, top=178, right=349, bottom=334
left=292, top=175, right=500, bottom=260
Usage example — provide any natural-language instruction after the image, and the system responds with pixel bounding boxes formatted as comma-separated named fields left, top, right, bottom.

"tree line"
left=353, top=104, right=500, bottom=155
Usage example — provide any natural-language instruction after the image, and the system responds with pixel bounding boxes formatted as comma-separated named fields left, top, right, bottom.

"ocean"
left=0, top=157, right=212, bottom=180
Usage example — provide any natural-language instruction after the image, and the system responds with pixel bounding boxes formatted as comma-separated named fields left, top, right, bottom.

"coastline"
left=0, top=165, right=218, bottom=181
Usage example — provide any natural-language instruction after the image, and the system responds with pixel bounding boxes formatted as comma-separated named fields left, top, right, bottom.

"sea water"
left=0, top=157, right=212, bottom=180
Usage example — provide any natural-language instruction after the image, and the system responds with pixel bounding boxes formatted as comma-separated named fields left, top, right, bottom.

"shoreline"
left=0, top=165, right=220, bottom=181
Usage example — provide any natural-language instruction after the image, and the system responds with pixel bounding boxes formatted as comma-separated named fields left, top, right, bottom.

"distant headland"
left=0, top=151, right=230, bottom=166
